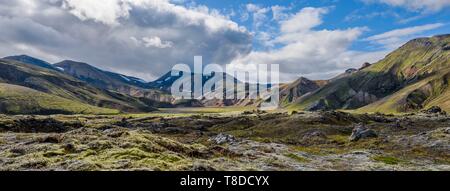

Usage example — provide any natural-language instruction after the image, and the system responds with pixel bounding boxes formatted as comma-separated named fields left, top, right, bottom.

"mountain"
left=279, top=77, right=328, bottom=106
left=3, top=55, right=58, bottom=71
left=148, top=70, right=183, bottom=92
left=149, top=71, right=247, bottom=107
left=148, top=70, right=233, bottom=92
left=54, top=60, right=173, bottom=103
left=0, top=59, right=156, bottom=113
left=3, top=34, right=448, bottom=114
left=357, top=69, right=450, bottom=113
left=289, top=34, right=450, bottom=113
left=55, top=60, right=149, bottom=89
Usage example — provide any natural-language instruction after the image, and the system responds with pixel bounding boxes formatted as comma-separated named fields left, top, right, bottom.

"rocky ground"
left=0, top=110, right=449, bottom=171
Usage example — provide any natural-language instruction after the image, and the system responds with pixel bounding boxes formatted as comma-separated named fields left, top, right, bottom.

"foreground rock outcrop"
left=349, top=124, right=377, bottom=142
left=0, top=111, right=449, bottom=171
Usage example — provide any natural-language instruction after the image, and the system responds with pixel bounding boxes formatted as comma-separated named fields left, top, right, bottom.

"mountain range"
left=0, top=34, right=449, bottom=114
left=0, top=58, right=154, bottom=114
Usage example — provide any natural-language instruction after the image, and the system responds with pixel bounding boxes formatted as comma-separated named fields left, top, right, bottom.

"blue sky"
left=192, top=0, right=449, bottom=80
left=0, top=0, right=449, bottom=81
left=192, top=0, right=450, bottom=51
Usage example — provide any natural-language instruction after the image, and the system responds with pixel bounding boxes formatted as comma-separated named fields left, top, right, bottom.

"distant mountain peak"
left=56, top=60, right=99, bottom=69
left=359, top=62, right=371, bottom=70
left=5, top=54, right=35, bottom=60
left=55, top=59, right=151, bottom=90
left=3, top=55, right=57, bottom=71
left=0, top=59, right=157, bottom=113
left=6, top=54, right=31, bottom=59
left=296, top=77, right=311, bottom=81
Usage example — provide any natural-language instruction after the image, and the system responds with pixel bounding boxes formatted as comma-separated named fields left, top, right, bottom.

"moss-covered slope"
left=0, top=83, right=118, bottom=114
left=289, top=34, right=450, bottom=113
left=0, top=59, right=156, bottom=113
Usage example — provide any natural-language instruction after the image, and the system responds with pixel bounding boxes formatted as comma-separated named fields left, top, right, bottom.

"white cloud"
left=245, top=4, right=270, bottom=29
left=280, top=7, right=328, bottom=33
left=364, top=0, right=450, bottom=12
left=230, top=7, right=371, bottom=82
left=62, top=0, right=131, bottom=26
left=271, top=5, right=289, bottom=21
left=365, top=23, right=445, bottom=48
left=0, top=0, right=251, bottom=80
left=61, top=0, right=246, bottom=33
left=344, top=10, right=400, bottom=22
left=366, top=23, right=444, bottom=41
left=1, top=1, right=443, bottom=83
left=142, top=36, right=173, bottom=48
left=246, top=3, right=262, bottom=12
left=130, top=36, right=174, bottom=48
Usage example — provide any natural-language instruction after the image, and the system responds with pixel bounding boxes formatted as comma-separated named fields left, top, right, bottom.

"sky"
left=0, top=0, right=449, bottom=82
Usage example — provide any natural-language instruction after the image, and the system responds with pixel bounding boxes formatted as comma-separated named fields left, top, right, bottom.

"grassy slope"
left=0, top=83, right=118, bottom=115
left=288, top=34, right=450, bottom=113
left=355, top=77, right=433, bottom=114
left=287, top=75, right=353, bottom=110
left=54, top=60, right=172, bottom=102
left=358, top=69, right=450, bottom=113
left=0, top=59, right=156, bottom=112
left=279, top=77, right=322, bottom=107
left=357, top=35, right=450, bottom=113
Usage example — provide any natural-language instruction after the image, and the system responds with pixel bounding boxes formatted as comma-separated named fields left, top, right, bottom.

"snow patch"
left=133, top=78, right=147, bottom=83
left=120, top=75, right=131, bottom=82
left=55, top=67, right=65, bottom=71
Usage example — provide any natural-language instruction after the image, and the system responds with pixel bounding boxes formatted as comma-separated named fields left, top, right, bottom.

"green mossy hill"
left=0, top=83, right=118, bottom=115
left=358, top=69, right=450, bottom=113
left=289, top=34, right=450, bottom=113
left=0, top=59, right=156, bottom=113
left=279, top=77, right=325, bottom=107
left=54, top=60, right=172, bottom=104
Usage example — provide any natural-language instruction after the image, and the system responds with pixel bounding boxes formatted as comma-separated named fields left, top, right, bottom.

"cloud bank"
left=0, top=0, right=445, bottom=82
left=230, top=7, right=379, bottom=81
left=0, top=0, right=251, bottom=80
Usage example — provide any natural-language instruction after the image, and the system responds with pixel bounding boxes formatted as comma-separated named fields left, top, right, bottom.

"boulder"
left=209, top=133, right=236, bottom=144
left=359, top=62, right=372, bottom=70
left=444, top=127, right=450, bottom=134
left=422, top=106, right=446, bottom=115
left=349, top=124, right=377, bottom=142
